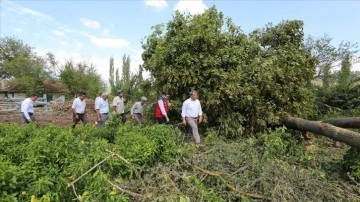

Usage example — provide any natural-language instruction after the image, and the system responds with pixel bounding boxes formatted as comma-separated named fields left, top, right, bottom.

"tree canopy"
left=142, top=7, right=317, bottom=136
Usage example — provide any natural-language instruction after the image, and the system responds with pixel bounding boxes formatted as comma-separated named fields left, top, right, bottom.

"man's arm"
left=158, top=100, right=169, bottom=122
left=112, top=98, right=117, bottom=113
left=22, top=100, right=31, bottom=121
left=95, top=101, right=101, bottom=121
left=181, top=101, right=187, bottom=125
left=198, top=100, right=203, bottom=123
left=71, top=101, right=78, bottom=118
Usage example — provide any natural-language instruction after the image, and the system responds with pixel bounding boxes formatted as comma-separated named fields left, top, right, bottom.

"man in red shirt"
left=155, top=91, right=170, bottom=124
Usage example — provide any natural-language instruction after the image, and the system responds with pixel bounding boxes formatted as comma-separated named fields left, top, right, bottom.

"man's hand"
left=131, top=115, right=135, bottom=120
left=166, top=117, right=169, bottom=122
left=75, top=115, right=79, bottom=120
left=27, top=119, right=32, bottom=123
left=97, top=117, right=101, bottom=122
left=182, top=119, right=186, bottom=126
left=199, top=116, right=203, bottom=124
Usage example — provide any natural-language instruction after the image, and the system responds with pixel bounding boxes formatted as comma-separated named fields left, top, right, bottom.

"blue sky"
left=1, top=0, right=359, bottom=82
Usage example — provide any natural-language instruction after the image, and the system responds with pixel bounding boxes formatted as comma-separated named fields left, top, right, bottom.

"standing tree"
left=109, top=56, right=115, bottom=93
left=142, top=7, right=316, bottom=136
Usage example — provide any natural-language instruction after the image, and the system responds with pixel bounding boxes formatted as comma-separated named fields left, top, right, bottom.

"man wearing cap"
left=155, top=91, right=170, bottom=124
left=181, top=90, right=204, bottom=150
left=71, top=92, right=88, bottom=128
left=21, top=93, right=38, bottom=125
left=130, top=96, right=147, bottom=125
left=95, top=92, right=110, bottom=128
left=113, top=89, right=126, bottom=123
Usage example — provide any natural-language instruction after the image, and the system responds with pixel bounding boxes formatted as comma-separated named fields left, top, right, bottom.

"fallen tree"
left=283, top=116, right=360, bottom=148
left=321, top=117, right=360, bottom=129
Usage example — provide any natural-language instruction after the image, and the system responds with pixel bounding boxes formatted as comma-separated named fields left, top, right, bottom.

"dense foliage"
left=142, top=7, right=316, bottom=137
left=0, top=121, right=180, bottom=201
left=1, top=122, right=359, bottom=201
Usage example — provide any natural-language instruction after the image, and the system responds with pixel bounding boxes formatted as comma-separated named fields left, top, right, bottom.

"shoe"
left=196, top=143, right=205, bottom=151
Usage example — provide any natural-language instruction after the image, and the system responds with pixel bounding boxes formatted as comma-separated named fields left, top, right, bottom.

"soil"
left=0, top=99, right=99, bottom=127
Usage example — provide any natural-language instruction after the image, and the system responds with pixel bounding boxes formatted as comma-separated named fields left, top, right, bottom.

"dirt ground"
left=0, top=99, right=101, bottom=127
left=0, top=111, right=99, bottom=127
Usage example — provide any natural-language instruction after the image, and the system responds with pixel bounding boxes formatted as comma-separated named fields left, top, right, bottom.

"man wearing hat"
left=130, top=96, right=147, bottom=125
left=113, top=89, right=126, bottom=123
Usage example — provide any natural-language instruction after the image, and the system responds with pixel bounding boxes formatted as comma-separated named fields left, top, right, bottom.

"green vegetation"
left=1, top=122, right=360, bottom=201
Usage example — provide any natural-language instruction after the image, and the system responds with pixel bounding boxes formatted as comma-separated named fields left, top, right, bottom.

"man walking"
left=130, top=96, right=147, bottom=125
left=155, top=91, right=170, bottom=124
left=113, top=89, right=126, bottom=123
left=181, top=90, right=204, bottom=150
left=71, top=92, right=88, bottom=128
left=95, top=92, right=110, bottom=128
left=21, top=93, right=38, bottom=125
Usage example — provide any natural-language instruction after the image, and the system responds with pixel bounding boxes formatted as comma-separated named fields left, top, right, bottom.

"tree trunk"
left=283, top=116, right=360, bottom=149
left=321, top=117, right=360, bottom=128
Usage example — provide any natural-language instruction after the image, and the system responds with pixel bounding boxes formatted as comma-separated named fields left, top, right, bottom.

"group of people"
left=20, top=90, right=204, bottom=148
left=71, top=90, right=148, bottom=128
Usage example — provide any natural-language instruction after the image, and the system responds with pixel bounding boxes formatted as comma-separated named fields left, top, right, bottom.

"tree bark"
left=321, top=117, right=360, bottom=129
left=283, top=116, right=360, bottom=149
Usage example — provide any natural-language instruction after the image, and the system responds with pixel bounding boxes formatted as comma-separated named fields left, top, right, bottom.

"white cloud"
left=80, top=18, right=101, bottom=29
left=14, top=28, right=24, bottom=33
left=90, top=36, right=130, bottom=49
left=174, top=0, right=207, bottom=15
left=144, top=0, right=168, bottom=9
left=52, top=30, right=65, bottom=36
left=102, top=29, right=110, bottom=36
left=59, top=41, right=69, bottom=46
left=2, top=1, right=52, bottom=23
left=18, top=7, right=52, bottom=21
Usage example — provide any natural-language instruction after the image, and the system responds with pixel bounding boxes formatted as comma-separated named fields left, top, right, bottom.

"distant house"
left=0, top=78, right=67, bottom=101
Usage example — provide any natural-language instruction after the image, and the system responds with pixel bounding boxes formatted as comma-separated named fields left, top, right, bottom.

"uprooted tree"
left=142, top=6, right=360, bottom=147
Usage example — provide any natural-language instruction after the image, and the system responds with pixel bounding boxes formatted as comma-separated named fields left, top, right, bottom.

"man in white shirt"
left=181, top=90, right=204, bottom=149
left=21, top=93, right=38, bottom=125
left=71, top=92, right=88, bottom=128
left=130, top=96, right=147, bottom=125
left=113, top=89, right=126, bottom=123
left=95, top=92, right=110, bottom=128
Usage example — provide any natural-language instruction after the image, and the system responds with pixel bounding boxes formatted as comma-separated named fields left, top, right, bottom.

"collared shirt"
left=113, top=96, right=125, bottom=114
left=131, top=101, right=145, bottom=115
left=21, top=97, right=34, bottom=120
left=96, top=98, right=109, bottom=114
left=72, top=97, right=86, bottom=114
left=181, top=98, right=203, bottom=118
left=158, top=99, right=167, bottom=116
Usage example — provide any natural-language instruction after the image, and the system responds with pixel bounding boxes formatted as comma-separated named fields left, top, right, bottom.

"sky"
left=1, top=0, right=360, bottom=82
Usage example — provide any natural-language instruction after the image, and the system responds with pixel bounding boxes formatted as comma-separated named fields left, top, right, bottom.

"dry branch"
left=67, top=154, right=113, bottom=187
left=107, top=179, right=144, bottom=198
left=182, top=158, right=271, bottom=201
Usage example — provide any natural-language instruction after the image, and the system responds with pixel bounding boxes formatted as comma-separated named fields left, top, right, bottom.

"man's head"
left=29, top=93, right=38, bottom=101
left=140, top=96, right=147, bottom=105
left=189, top=90, right=198, bottom=100
left=161, top=91, right=170, bottom=100
left=117, top=89, right=124, bottom=97
left=79, top=92, right=86, bottom=100
left=101, top=92, right=109, bottom=99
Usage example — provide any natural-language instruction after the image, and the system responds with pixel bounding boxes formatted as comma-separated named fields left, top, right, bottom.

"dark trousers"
left=118, top=113, right=126, bottom=123
left=22, top=112, right=35, bottom=125
left=156, top=118, right=166, bottom=124
left=72, top=113, right=88, bottom=128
